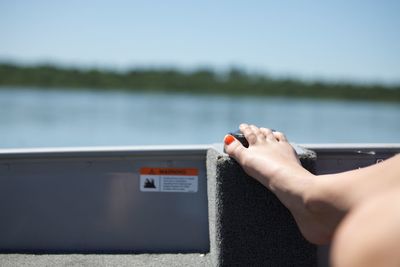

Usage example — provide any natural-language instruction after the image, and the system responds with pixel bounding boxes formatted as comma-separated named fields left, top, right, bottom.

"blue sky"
left=1, top=0, right=399, bottom=83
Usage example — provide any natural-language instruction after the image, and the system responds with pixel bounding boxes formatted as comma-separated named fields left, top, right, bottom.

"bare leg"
left=331, top=187, right=400, bottom=267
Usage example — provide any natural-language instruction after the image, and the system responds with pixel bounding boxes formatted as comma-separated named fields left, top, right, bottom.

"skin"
left=224, top=123, right=400, bottom=267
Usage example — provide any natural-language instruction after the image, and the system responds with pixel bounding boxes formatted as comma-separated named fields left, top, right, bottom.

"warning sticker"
left=140, top=168, right=198, bottom=193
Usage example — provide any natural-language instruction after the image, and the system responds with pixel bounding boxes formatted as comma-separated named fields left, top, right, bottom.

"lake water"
left=1, top=87, right=399, bottom=148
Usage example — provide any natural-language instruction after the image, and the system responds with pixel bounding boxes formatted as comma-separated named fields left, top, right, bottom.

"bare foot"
left=224, top=124, right=308, bottom=190
left=224, top=124, right=341, bottom=244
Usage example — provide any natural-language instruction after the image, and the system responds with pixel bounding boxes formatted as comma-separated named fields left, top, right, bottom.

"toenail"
left=224, top=135, right=235, bottom=145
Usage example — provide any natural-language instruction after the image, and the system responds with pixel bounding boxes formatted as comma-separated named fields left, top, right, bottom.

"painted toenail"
left=224, top=135, right=235, bottom=145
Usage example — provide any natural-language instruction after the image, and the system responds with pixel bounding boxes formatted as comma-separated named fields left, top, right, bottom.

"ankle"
left=269, top=167, right=316, bottom=211
left=303, top=177, right=347, bottom=230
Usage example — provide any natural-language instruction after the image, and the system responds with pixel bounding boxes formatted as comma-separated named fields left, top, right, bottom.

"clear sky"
left=1, top=0, right=399, bottom=83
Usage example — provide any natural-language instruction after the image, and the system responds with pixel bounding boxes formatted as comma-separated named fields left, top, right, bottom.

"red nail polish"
left=224, top=135, right=235, bottom=145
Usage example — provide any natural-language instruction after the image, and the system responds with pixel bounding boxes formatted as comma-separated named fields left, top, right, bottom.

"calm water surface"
left=1, top=87, right=399, bottom=148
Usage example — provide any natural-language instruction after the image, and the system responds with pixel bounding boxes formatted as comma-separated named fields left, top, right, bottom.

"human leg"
left=224, top=124, right=400, bottom=245
left=331, top=188, right=400, bottom=267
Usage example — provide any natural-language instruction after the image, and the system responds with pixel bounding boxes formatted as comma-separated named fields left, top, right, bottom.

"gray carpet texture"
left=206, top=147, right=317, bottom=267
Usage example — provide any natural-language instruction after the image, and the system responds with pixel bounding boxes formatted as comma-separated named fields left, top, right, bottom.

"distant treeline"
left=0, top=63, right=399, bottom=102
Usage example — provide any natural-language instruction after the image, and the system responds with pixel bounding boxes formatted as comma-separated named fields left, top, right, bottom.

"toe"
left=273, top=131, right=288, bottom=142
left=224, top=135, right=246, bottom=161
left=250, top=124, right=267, bottom=143
left=260, top=127, right=277, bottom=142
left=240, top=124, right=258, bottom=145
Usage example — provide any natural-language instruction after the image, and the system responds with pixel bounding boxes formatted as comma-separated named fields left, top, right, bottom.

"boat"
left=0, top=143, right=399, bottom=266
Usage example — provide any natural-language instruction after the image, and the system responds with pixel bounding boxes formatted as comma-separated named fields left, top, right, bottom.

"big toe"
left=224, top=135, right=246, bottom=161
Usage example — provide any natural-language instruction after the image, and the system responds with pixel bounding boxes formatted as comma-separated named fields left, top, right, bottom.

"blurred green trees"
left=0, top=63, right=399, bottom=102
